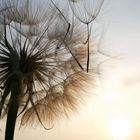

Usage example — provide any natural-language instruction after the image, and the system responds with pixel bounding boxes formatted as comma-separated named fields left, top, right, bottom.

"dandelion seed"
left=69, top=0, right=104, bottom=72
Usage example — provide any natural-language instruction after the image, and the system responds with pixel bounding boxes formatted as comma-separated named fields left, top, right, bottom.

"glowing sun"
left=109, top=117, right=132, bottom=139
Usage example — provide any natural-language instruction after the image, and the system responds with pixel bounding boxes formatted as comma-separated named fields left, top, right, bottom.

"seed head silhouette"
left=0, top=0, right=104, bottom=140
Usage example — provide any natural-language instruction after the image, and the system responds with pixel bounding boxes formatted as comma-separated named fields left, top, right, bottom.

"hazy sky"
left=1, top=0, right=140, bottom=140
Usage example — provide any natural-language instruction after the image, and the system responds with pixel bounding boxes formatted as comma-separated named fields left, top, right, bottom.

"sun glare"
left=109, top=117, right=132, bottom=139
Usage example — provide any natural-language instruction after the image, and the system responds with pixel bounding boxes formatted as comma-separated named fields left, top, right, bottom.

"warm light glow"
left=109, top=117, right=132, bottom=139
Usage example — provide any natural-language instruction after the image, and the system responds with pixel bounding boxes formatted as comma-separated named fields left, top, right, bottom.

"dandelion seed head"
left=0, top=0, right=103, bottom=130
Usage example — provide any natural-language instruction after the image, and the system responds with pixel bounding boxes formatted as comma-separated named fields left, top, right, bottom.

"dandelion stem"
left=5, top=97, right=19, bottom=140
left=5, top=75, right=22, bottom=140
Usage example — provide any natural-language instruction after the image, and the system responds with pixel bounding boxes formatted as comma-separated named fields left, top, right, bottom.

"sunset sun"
left=109, top=117, right=132, bottom=139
